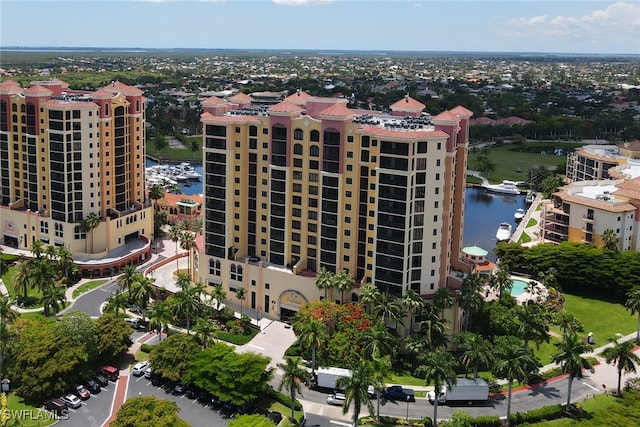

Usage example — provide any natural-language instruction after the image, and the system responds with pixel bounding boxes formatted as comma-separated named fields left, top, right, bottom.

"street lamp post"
left=406, top=394, right=411, bottom=420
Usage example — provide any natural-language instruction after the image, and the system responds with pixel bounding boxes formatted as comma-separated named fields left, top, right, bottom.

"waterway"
left=147, top=159, right=523, bottom=262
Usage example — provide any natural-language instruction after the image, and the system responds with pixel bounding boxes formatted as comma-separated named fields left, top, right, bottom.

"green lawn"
left=2, top=265, right=44, bottom=308
left=146, top=135, right=203, bottom=163
left=552, top=293, right=637, bottom=344
left=6, top=393, right=57, bottom=427
left=526, top=217, right=538, bottom=227
left=388, top=370, right=427, bottom=387
left=519, top=232, right=533, bottom=243
left=469, top=141, right=578, bottom=184
left=72, top=279, right=108, bottom=299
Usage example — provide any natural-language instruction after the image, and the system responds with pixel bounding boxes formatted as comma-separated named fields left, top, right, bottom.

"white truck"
left=315, top=367, right=375, bottom=397
left=427, top=378, right=489, bottom=405
left=315, top=367, right=353, bottom=390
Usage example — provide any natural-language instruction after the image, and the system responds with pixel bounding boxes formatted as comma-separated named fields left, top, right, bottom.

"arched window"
left=135, top=99, right=140, bottom=112
left=293, top=128, right=303, bottom=140
left=104, top=103, right=110, bottom=116
left=230, top=264, right=237, bottom=280
left=237, top=266, right=243, bottom=281
left=20, top=104, right=26, bottom=113
left=310, top=129, right=320, bottom=142
left=310, top=145, right=319, bottom=157
left=294, top=143, right=303, bottom=155
left=209, top=259, right=221, bottom=276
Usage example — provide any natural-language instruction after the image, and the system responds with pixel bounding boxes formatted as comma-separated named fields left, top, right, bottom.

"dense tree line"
left=495, top=242, right=640, bottom=301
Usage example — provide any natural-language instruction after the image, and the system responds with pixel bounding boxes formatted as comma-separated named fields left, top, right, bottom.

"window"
left=230, top=264, right=243, bottom=281
left=310, top=130, right=320, bottom=142
left=209, top=259, right=221, bottom=276
left=294, top=129, right=303, bottom=140
left=294, top=143, right=303, bottom=154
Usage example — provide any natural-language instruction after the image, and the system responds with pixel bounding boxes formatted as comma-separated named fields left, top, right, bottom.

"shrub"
left=140, top=343, right=154, bottom=353
left=470, top=415, right=502, bottom=427
left=284, top=341, right=303, bottom=357
left=510, top=404, right=564, bottom=424
left=269, top=389, right=302, bottom=411
left=218, top=306, right=235, bottom=323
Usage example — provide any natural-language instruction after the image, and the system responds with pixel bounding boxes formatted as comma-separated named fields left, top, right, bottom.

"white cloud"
left=502, top=2, right=640, bottom=50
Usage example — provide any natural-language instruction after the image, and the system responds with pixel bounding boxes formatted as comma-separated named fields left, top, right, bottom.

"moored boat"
left=496, top=222, right=512, bottom=242
left=483, top=180, right=521, bottom=195
left=514, top=208, right=525, bottom=221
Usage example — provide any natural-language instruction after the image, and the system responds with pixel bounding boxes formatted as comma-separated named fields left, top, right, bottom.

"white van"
left=326, top=392, right=346, bottom=406
left=132, top=361, right=149, bottom=377
left=125, top=317, right=141, bottom=329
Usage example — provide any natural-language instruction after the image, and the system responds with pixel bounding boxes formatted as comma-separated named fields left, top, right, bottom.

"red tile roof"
left=91, top=88, right=114, bottom=99
left=319, top=103, right=354, bottom=118
left=268, top=100, right=304, bottom=114
left=390, top=95, right=425, bottom=112
left=450, top=105, right=474, bottom=117
left=24, top=84, right=53, bottom=96
left=285, top=89, right=313, bottom=104
left=0, top=80, right=22, bottom=94
left=101, top=81, right=143, bottom=96
left=229, top=93, right=252, bottom=103
left=202, top=95, right=226, bottom=107
left=432, top=110, right=460, bottom=122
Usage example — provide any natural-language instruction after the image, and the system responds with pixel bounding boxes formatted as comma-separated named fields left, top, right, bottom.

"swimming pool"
left=510, top=279, right=529, bottom=297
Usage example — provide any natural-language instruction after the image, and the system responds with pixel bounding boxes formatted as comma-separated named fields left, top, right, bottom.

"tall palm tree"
left=179, top=231, right=196, bottom=280
left=30, top=240, right=44, bottom=259
left=294, top=318, right=328, bottom=376
left=458, top=276, right=484, bottom=331
left=493, top=337, right=538, bottom=426
left=277, top=357, right=310, bottom=423
left=419, top=305, right=449, bottom=351
left=517, top=302, right=551, bottom=355
left=148, top=183, right=165, bottom=208
left=55, top=246, right=75, bottom=283
left=105, top=290, right=126, bottom=316
left=624, top=287, right=640, bottom=343
left=0, top=249, right=9, bottom=279
left=129, top=274, right=156, bottom=320
left=359, top=282, right=381, bottom=315
left=369, top=355, right=392, bottom=422
left=235, top=286, right=246, bottom=317
left=454, top=332, right=493, bottom=379
left=210, top=283, right=226, bottom=313
left=116, top=264, right=139, bottom=292
left=0, top=295, right=18, bottom=376
left=490, top=263, right=512, bottom=299
left=602, top=337, right=640, bottom=397
left=362, top=321, right=397, bottom=359
left=335, top=360, right=375, bottom=427
left=402, top=289, right=424, bottom=334
left=315, top=266, right=334, bottom=300
left=80, top=212, right=101, bottom=253
left=41, top=283, right=66, bottom=316
left=171, top=274, right=203, bottom=334
left=29, top=258, right=55, bottom=294
left=373, top=292, right=403, bottom=327
left=11, top=259, right=32, bottom=299
left=168, top=225, right=182, bottom=272
left=433, top=286, right=454, bottom=320
left=335, top=270, right=355, bottom=304
left=147, top=300, right=173, bottom=342
left=551, top=332, right=593, bottom=407
left=601, top=228, right=619, bottom=251
left=189, top=140, right=200, bottom=160
left=554, top=310, right=584, bottom=338
left=415, top=351, right=457, bottom=427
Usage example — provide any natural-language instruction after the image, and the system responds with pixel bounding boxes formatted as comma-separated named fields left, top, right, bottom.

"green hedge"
left=269, top=390, right=303, bottom=411
left=217, top=328, right=258, bottom=345
left=140, top=343, right=154, bottom=353
left=510, top=404, right=564, bottom=425
left=469, top=415, right=501, bottom=427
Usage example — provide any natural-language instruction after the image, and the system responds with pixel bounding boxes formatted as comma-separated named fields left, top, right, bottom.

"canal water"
left=147, top=159, right=522, bottom=262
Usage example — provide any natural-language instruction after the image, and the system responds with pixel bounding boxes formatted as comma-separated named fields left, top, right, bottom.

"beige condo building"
left=197, top=91, right=473, bottom=331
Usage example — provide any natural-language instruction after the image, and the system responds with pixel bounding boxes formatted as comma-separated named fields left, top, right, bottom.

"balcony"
left=582, top=214, right=595, bottom=222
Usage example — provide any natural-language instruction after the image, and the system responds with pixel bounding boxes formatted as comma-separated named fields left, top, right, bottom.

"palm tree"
left=189, top=140, right=200, bottom=160
left=517, top=302, right=551, bottom=356
left=402, top=289, right=424, bottom=334
left=294, top=318, right=328, bottom=376
left=335, top=270, right=355, bottom=303
left=493, top=337, right=538, bottom=426
left=359, top=282, right=381, bottom=315
left=129, top=274, right=156, bottom=320
left=433, top=287, right=454, bottom=320
left=369, top=355, right=392, bottom=422
left=147, top=300, right=173, bottom=342
left=210, top=283, right=226, bottom=313
left=373, top=292, right=402, bottom=326
left=0, top=295, right=18, bottom=376
left=454, top=332, right=493, bottom=379
left=624, top=287, right=640, bottom=343
left=602, top=337, right=640, bottom=397
left=11, top=259, right=32, bottom=299
left=490, top=263, right=512, bottom=299
left=171, top=274, right=203, bottom=334
left=193, top=317, right=219, bottom=348
left=551, top=332, right=593, bottom=406
left=601, top=228, right=619, bottom=251
left=105, top=290, right=126, bottom=316
left=41, top=283, right=66, bottom=316
left=362, top=321, right=397, bottom=359
left=29, top=258, right=55, bottom=294
left=315, top=266, right=334, bottom=300
left=148, top=183, right=165, bottom=208
left=116, top=264, right=138, bottom=292
left=168, top=225, right=182, bottom=272
left=0, top=249, right=9, bottom=279
left=30, top=240, right=44, bottom=259
left=55, top=246, right=75, bottom=283
left=554, top=310, right=584, bottom=338
left=235, top=286, right=246, bottom=317
left=419, top=304, right=449, bottom=351
left=458, top=276, right=484, bottom=331
left=335, top=360, right=375, bottom=426
left=80, top=212, right=101, bottom=253
left=277, top=357, right=310, bottom=423
left=415, top=351, right=457, bottom=427
left=179, top=231, right=196, bottom=280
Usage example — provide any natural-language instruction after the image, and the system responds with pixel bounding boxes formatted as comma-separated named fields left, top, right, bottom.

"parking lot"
left=54, top=378, right=116, bottom=427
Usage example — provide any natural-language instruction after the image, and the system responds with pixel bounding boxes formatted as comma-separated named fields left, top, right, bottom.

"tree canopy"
left=149, top=333, right=201, bottom=382
left=95, top=313, right=133, bottom=362
left=111, top=396, right=189, bottom=427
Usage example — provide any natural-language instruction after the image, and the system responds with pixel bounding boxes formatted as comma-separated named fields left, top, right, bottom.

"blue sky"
left=1, top=1, right=639, bottom=54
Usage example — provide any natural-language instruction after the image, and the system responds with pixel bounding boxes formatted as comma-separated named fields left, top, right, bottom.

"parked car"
left=220, top=402, right=238, bottom=419
left=267, top=411, right=283, bottom=424
left=150, top=373, right=165, bottom=387
left=197, top=390, right=213, bottom=405
left=326, top=392, right=346, bottom=406
left=383, top=385, right=416, bottom=402
left=60, top=394, right=82, bottom=409
left=132, top=361, right=149, bottom=377
left=83, top=378, right=101, bottom=394
left=184, top=384, right=199, bottom=400
left=172, top=383, right=186, bottom=396
left=99, top=366, right=119, bottom=382
left=74, top=384, right=91, bottom=400
left=125, top=317, right=143, bottom=329
left=44, top=398, right=68, bottom=416
left=93, top=374, right=109, bottom=387
left=144, top=367, right=152, bottom=379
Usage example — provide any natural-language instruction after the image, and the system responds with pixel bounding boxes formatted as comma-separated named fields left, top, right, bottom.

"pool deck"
left=482, top=276, right=548, bottom=304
